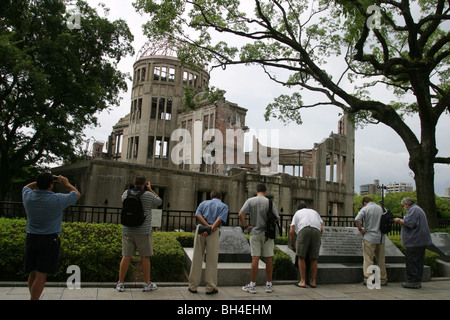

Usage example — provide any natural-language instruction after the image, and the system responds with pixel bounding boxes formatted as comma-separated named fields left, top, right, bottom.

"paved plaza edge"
left=1, top=278, right=449, bottom=301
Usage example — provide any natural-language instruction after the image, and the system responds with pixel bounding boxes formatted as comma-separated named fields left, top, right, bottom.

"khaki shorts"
left=250, top=232, right=274, bottom=257
left=122, top=234, right=153, bottom=257
left=296, top=227, right=321, bottom=259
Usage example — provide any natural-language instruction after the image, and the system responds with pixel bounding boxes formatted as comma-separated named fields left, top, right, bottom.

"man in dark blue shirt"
left=188, top=190, right=228, bottom=295
left=394, top=197, right=432, bottom=289
left=22, top=172, right=80, bottom=300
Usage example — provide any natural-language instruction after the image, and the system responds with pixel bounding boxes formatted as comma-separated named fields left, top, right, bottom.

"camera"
left=53, top=175, right=59, bottom=181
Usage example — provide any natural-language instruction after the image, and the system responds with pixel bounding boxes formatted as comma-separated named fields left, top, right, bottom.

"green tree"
left=134, top=0, right=449, bottom=228
left=0, top=0, right=134, bottom=199
left=354, top=191, right=450, bottom=220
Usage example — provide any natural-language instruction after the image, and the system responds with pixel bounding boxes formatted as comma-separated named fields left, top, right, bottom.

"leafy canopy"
left=0, top=0, right=134, bottom=198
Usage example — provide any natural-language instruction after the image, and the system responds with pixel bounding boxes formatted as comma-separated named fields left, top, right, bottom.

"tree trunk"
left=409, top=150, right=439, bottom=229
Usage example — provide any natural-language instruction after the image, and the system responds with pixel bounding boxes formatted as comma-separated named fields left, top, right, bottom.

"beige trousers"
left=362, top=239, right=387, bottom=285
left=188, top=226, right=220, bottom=292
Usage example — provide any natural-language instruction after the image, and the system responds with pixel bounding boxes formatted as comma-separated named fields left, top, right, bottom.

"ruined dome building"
left=54, top=41, right=355, bottom=221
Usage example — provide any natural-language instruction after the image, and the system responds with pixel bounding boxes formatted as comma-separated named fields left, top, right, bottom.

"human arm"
left=194, top=213, right=222, bottom=235
left=238, top=210, right=252, bottom=233
left=355, top=220, right=366, bottom=235
left=58, top=176, right=81, bottom=200
left=398, top=207, right=419, bottom=229
left=289, top=225, right=296, bottom=252
left=145, top=182, right=159, bottom=197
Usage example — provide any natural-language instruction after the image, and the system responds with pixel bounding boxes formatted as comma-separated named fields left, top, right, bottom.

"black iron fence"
left=2, top=201, right=447, bottom=236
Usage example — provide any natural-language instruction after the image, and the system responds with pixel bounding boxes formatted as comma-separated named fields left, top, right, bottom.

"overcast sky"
left=81, top=1, right=450, bottom=196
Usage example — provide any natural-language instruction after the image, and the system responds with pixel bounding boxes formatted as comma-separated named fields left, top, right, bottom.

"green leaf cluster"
left=0, top=0, right=134, bottom=199
left=354, top=191, right=450, bottom=219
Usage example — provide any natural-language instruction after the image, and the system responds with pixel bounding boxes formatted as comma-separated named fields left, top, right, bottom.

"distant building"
left=386, top=182, right=413, bottom=194
left=441, top=187, right=450, bottom=200
left=359, top=180, right=380, bottom=196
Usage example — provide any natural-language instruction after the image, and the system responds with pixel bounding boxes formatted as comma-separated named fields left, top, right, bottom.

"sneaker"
left=142, top=282, right=158, bottom=292
left=116, top=282, right=125, bottom=292
left=402, top=282, right=421, bottom=289
left=242, top=283, right=256, bottom=294
left=265, top=283, right=274, bottom=293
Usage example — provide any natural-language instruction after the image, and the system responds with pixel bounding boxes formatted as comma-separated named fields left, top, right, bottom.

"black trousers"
left=405, top=246, right=426, bottom=283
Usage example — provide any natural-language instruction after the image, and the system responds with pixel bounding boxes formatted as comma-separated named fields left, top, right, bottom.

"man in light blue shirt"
left=22, top=173, right=80, bottom=300
left=188, top=190, right=228, bottom=295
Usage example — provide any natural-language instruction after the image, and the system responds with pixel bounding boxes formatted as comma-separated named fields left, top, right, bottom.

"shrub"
left=0, top=219, right=187, bottom=282
left=150, top=232, right=186, bottom=281
left=272, top=246, right=296, bottom=280
left=388, top=235, right=440, bottom=276
left=174, top=231, right=195, bottom=247
left=57, top=222, right=123, bottom=282
left=0, top=218, right=28, bottom=281
left=0, top=218, right=125, bottom=282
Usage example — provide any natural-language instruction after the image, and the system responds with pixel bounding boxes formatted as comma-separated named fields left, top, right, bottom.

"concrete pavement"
left=1, top=278, right=449, bottom=300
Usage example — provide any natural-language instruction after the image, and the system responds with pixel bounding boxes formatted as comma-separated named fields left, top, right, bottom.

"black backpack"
left=121, top=189, right=146, bottom=227
left=379, top=209, right=394, bottom=234
left=265, top=199, right=280, bottom=241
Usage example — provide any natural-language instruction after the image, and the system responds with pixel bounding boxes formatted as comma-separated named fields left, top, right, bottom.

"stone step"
left=184, top=248, right=268, bottom=286
left=277, top=245, right=430, bottom=284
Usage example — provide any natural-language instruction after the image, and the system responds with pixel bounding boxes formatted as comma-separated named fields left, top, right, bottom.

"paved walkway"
left=1, top=279, right=449, bottom=300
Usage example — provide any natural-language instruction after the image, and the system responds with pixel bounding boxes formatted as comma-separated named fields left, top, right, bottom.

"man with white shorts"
left=239, top=184, right=279, bottom=294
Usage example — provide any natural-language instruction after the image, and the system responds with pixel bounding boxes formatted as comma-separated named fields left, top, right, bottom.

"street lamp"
left=377, top=184, right=387, bottom=210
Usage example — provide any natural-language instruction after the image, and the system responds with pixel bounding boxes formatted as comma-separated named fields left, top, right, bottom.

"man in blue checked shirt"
left=22, top=173, right=81, bottom=300
left=188, top=190, right=228, bottom=295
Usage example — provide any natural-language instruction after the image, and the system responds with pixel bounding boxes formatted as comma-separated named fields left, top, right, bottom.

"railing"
left=2, top=201, right=447, bottom=236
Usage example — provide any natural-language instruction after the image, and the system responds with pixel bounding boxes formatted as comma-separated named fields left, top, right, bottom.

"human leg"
left=297, top=257, right=307, bottom=287
left=204, top=230, right=220, bottom=293
left=374, top=243, right=387, bottom=285
left=309, top=258, right=318, bottom=287
left=134, top=234, right=155, bottom=290
left=362, top=239, right=376, bottom=284
left=403, top=246, right=425, bottom=288
left=141, top=256, right=151, bottom=284
left=24, top=234, right=59, bottom=300
left=188, top=226, right=206, bottom=292
left=264, top=256, right=273, bottom=282
left=118, top=256, right=132, bottom=283
left=28, top=270, right=47, bottom=300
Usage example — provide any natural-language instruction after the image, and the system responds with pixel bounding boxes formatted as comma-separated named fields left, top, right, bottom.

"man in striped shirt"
left=116, top=174, right=162, bottom=292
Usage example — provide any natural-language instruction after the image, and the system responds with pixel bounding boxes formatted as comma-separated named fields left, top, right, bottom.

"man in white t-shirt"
left=289, top=203, right=323, bottom=288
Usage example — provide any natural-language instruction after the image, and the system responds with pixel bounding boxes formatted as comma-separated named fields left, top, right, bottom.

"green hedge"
left=150, top=232, right=186, bottom=282
left=0, top=218, right=186, bottom=282
left=0, top=218, right=307, bottom=282
left=0, top=218, right=28, bottom=281
left=0, top=218, right=124, bottom=282
left=388, top=235, right=440, bottom=276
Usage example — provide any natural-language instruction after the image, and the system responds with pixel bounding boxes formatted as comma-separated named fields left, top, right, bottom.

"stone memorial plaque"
left=318, top=226, right=404, bottom=263
left=319, top=227, right=362, bottom=263
left=218, top=226, right=252, bottom=262
left=428, top=233, right=450, bottom=262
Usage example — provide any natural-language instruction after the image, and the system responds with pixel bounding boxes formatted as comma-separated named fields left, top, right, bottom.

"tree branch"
left=435, top=157, right=450, bottom=164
